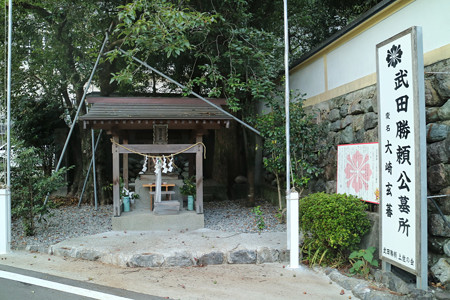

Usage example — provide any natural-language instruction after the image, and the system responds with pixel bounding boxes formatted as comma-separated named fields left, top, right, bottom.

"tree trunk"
left=67, top=125, right=87, bottom=197
left=67, top=125, right=112, bottom=205
left=65, top=88, right=91, bottom=200
left=275, top=173, right=282, bottom=210
left=96, top=133, right=113, bottom=205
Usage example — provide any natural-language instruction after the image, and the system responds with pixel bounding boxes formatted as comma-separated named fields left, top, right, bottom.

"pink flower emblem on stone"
left=344, top=150, right=373, bottom=193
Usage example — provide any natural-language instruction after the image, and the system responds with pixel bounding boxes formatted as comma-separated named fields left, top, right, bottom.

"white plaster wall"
left=289, top=56, right=325, bottom=98
left=291, top=0, right=450, bottom=93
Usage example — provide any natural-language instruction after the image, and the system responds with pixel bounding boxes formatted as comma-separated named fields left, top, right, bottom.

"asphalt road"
left=0, top=250, right=357, bottom=299
left=0, top=264, right=164, bottom=300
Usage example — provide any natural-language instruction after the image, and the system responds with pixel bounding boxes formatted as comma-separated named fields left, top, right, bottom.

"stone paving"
left=43, top=228, right=450, bottom=299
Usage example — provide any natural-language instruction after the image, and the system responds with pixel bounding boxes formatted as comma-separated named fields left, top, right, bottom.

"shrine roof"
left=79, top=96, right=233, bottom=130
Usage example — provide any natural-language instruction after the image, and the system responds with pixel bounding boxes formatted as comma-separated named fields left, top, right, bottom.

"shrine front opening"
left=79, top=96, right=233, bottom=230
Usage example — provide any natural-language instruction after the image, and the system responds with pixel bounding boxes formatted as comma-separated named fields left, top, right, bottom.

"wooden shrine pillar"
left=123, top=137, right=129, bottom=189
left=196, top=133, right=204, bottom=213
left=112, top=134, right=121, bottom=216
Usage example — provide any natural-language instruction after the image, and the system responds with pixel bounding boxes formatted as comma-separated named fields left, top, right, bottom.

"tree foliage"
left=109, top=0, right=285, bottom=112
left=11, top=144, right=70, bottom=236
left=242, top=0, right=384, bottom=59
left=0, top=0, right=383, bottom=205
left=255, top=91, right=326, bottom=208
left=2, top=0, right=123, bottom=200
left=12, top=95, right=66, bottom=175
left=291, top=0, right=383, bottom=55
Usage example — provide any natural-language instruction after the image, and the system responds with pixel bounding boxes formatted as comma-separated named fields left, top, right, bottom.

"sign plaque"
left=376, top=26, right=427, bottom=290
left=337, top=143, right=379, bottom=204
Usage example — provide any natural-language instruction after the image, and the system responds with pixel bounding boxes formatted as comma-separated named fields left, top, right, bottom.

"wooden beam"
left=116, top=144, right=201, bottom=154
left=82, top=122, right=226, bottom=131
left=196, top=133, right=204, bottom=214
left=112, top=135, right=121, bottom=217
left=123, top=137, right=129, bottom=189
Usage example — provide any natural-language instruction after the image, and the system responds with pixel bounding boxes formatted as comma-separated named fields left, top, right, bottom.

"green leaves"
left=255, top=91, right=327, bottom=197
left=180, top=176, right=196, bottom=197
left=252, top=205, right=266, bottom=232
left=114, top=0, right=216, bottom=58
left=11, top=144, right=72, bottom=236
left=108, top=0, right=286, bottom=112
left=299, top=193, right=371, bottom=266
left=110, top=0, right=222, bottom=88
left=349, top=246, right=379, bottom=278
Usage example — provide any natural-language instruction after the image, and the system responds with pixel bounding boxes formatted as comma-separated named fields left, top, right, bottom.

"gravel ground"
left=11, top=205, right=113, bottom=251
left=203, top=200, right=286, bottom=233
left=11, top=200, right=286, bottom=251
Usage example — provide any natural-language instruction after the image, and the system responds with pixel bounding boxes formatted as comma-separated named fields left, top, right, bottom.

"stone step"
left=111, top=209, right=204, bottom=231
left=150, top=191, right=176, bottom=195
left=154, top=200, right=180, bottom=215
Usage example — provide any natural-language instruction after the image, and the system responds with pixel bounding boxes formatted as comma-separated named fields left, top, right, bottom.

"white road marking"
left=0, top=270, right=134, bottom=300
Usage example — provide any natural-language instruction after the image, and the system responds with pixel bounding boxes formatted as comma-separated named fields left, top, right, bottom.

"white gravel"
left=11, top=205, right=113, bottom=251
left=204, top=200, right=286, bottom=233
left=11, top=200, right=286, bottom=251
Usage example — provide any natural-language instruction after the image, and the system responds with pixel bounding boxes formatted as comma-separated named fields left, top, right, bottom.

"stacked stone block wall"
left=304, top=58, right=450, bottom=283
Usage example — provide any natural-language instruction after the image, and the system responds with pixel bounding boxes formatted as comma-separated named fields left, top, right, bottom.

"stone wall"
left=304, top=58, right=450, bottom=284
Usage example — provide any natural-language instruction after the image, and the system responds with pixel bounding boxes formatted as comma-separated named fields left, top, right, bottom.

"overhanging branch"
left=116, top=48, right=261, bottom=136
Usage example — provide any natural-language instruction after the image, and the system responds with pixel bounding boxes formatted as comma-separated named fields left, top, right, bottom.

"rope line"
left=110, top=139, right=206, bottom=159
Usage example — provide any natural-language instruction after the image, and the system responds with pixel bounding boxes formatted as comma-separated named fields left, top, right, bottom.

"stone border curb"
left=320, top=267, right=444, bottom=299
left=48, top=244, right=289, bottom=268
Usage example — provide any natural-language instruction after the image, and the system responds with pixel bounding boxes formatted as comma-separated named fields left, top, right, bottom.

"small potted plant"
left=180, top=176, right=196, bottom=210
left=129, top=191, right=140, bottom=206
left=104, top=178, right=131, bottom=211
left=121, top=186, right=131, bottom=212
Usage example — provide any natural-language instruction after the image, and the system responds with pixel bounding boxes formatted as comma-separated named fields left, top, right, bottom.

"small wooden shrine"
left=79, top=96, right=232, bottom=217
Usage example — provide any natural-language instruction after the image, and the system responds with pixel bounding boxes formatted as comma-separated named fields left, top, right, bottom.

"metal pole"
left=284, top=0, right=291, bottom=253
left=44, top=30, right=109, bottom=205
left=283, top=0, right=298, bottom=269
left=78, top=130, right=102, bottom=207
left=1, top=0, right=13, bottom=254
left=6, top=1, right=12, bottom=191
left=116, top=48, right=261, bottom=136
left=283, top=0, right=290, bottom=198
left=91, top=129, right=98, bottom=210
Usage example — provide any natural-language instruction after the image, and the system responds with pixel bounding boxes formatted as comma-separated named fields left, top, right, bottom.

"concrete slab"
left=112, top=209, right=204, bottom=231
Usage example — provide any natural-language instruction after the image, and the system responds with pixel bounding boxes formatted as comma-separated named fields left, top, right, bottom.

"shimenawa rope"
left=110, top=139, right=206, bottom=159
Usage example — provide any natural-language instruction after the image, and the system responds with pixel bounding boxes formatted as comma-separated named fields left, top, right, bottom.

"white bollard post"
left=286, top=194, right=291, bottom=250
left=288, top=191, right=299, bottom=269
left=0, top=189, right=11, bottom=254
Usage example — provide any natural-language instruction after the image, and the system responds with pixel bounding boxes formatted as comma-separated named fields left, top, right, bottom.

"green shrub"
left=299, top=192, right=371, bottom=266
left=11, top=145, right=71, bottom=236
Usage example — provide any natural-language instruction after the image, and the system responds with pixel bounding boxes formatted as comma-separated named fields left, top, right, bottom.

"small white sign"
left=337, top=143, right=379, bottom=204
